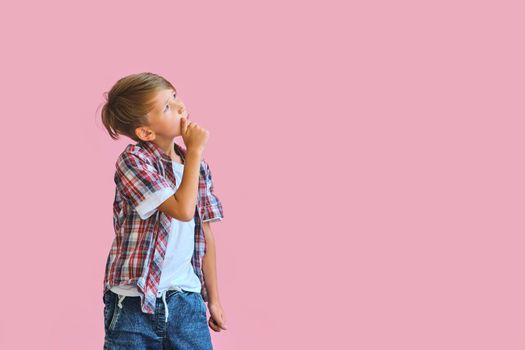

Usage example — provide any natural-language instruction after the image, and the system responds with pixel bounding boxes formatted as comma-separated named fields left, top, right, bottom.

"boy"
left=100, top=72, right=227, bottom=349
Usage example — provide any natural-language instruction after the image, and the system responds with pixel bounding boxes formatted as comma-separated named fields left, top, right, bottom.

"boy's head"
left=101, top=72, right=188, bottom=142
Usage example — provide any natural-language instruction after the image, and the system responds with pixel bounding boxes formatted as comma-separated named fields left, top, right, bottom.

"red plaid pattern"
left=103, top=140, right=224, bottom=314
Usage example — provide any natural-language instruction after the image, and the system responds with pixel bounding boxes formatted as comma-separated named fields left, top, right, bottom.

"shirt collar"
left=137, top=140, right=185, bottom=163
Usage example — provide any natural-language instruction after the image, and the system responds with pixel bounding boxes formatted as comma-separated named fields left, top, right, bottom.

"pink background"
left=1, top=0, right=524, bottom=349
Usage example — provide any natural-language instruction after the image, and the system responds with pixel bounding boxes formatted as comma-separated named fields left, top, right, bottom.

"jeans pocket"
left=103, top=292, right=113, bottom=332
left=197, top=293, right=207, bottom=317
left=103, top=291, right=122, bottom=333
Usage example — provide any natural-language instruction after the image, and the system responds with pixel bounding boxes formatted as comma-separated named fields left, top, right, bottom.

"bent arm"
left=158, top=148, right=203, bottom=221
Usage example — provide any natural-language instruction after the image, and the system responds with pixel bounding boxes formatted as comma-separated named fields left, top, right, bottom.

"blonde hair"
left=100, top=72, right=176, bottom=142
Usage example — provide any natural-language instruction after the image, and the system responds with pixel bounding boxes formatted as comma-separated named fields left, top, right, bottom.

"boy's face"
left=139, top=88, right=188, bottom=140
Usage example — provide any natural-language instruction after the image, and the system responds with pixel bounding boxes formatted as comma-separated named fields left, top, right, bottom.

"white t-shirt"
left=110, top=161, right=201, bottom=298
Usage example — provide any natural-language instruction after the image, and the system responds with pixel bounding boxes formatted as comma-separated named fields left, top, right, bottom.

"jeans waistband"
left=113, top=287, right=184, bottom=323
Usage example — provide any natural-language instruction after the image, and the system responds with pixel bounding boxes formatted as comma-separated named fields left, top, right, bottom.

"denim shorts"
left=103, top=289, right=213, bottom=350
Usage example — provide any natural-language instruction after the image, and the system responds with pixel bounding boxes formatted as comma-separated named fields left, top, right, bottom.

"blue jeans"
left=103, top=289, right=213, bottom=350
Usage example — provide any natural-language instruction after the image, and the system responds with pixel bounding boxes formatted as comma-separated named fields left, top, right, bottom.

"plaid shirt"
left=103, top=140, right=224, bottom=314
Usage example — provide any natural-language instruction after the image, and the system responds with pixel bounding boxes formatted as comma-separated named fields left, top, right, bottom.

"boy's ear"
left=135, top=126, right=155, bottom=142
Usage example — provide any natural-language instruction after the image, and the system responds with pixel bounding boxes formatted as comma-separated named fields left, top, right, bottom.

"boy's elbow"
left=180, top=210, right=195, bottom=222
left=158, top=195, right=194, bottom=222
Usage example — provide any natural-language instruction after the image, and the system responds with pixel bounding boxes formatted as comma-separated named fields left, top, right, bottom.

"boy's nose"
left=176, top=103, right=186, bottom=115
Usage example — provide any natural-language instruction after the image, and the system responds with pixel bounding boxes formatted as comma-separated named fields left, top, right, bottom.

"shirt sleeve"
left=201, top=161, right=224, bottom=223
left=115, top=151, right=175, bottom=220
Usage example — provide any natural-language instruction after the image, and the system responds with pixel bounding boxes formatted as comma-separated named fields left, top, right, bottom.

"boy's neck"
left=151, top=138, right=176, bottom=159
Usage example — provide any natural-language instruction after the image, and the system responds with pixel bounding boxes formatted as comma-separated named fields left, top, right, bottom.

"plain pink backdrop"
left=1, top=0, right=524, bottom=349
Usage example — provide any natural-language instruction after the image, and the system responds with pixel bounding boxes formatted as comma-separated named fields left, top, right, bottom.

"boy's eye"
left=164, top=93, right=177, bottom=112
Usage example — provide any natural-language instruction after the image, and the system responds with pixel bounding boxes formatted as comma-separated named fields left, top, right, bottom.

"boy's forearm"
left=174, top=148, right=202, bottom=218
left=202, top=221, right=221, bottom=304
